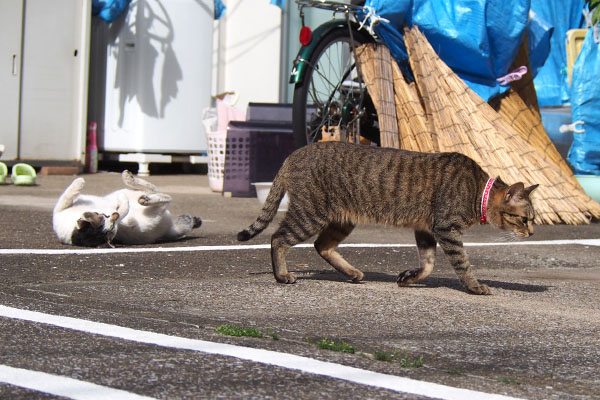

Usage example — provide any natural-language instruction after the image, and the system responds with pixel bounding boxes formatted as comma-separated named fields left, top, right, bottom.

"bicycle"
left=290, top=0, right=381, bottom=148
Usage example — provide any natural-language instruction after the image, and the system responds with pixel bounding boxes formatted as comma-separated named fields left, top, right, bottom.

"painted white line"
left=0, top=238, right=598, bottom=255
left=0, top=306, right=521, bottom=400
left=0, top=364, right=154, bottom=400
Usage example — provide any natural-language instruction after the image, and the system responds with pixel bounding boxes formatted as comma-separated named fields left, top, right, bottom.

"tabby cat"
left=238, top=142, right=538, bottom=295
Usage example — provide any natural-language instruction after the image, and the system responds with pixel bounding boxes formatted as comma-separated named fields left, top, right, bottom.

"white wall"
left=212, top=0, right=283, bottom=111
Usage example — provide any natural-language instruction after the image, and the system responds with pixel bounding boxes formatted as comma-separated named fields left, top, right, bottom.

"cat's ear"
left=77, top=218, right=91, bottom=229
left=524, top=184, right=539, bottom=197
left=504, top=182, right=525, bottom=202
left=78, top=212, right=102, bottom=229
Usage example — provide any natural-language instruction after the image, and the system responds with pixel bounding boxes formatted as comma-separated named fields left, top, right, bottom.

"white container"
left=207, top=130, right=226, bottom=192
left=252, top=182, right=289, bottom=211
left=97, top=0, right=213, bottom=154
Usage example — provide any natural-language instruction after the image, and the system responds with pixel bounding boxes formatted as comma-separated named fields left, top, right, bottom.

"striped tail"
left=237, top=173, right=286, bottom=241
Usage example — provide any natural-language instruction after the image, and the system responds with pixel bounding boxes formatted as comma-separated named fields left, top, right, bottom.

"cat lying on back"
left=53, top=170, right=201, bottom=247
left=238, top=142, right=538, bottom=295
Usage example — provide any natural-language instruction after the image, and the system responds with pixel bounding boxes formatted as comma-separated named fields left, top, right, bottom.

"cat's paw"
left=138, top=195, right=150, bottom=205
left=71, top=177, right=86, bottom=191
left=275, top=273, right=297, bottom=284
left=350, top=270, right=364, bottom=283
left=192, top=216, right=202, bottom=229
left=174, top=214, right=202, bottom=229
left=122, top=170, right=136, bottom=185
left=466, top=283, right=491, bottom=295
left=396, top=269, right=419, bottom=286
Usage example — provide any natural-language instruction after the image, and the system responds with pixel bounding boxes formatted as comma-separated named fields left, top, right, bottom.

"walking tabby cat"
left=238, top=142, right=538, bottom=295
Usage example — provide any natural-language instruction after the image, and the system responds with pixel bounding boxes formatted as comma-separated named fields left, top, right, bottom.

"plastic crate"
left=223, top=121, right=295, bottom=197
left=206, top=130, right=227, bottom=192
left=246, top=102, right=293, bottom=123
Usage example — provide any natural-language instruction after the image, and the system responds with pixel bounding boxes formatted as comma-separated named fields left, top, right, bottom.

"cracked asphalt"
left=1, top=172, right=599, bottom=399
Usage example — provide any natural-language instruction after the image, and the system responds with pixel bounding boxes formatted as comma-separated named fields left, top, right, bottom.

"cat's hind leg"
left=54, top=178, right=85, bottom=212
left=314, top=222, right=363, bottom=282
left=271, top=208, right=328, bottom=284
left=138, top=193, right=172, bottom=206
left=398, top=230, right=436, bottom=286
left=122, top=170, right=158, bottom=193
left=164, top=214, right=202, bottom=239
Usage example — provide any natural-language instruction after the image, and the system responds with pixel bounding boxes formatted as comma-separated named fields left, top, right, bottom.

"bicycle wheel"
left=292, top=26, right=379, bottom=148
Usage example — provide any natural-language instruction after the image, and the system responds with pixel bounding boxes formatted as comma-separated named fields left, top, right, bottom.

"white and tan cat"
left=53, top=170, right=201, bottom=247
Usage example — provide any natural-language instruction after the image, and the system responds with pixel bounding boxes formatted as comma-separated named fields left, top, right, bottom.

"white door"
left=0, top=0, right=24, bottom=160
left=19, top=0, right=90, bottom=161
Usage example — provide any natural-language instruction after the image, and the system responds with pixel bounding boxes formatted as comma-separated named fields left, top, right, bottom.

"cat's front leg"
left=115, top=193, right=130, bottom=220
left=122, top=170, right=158, bottom=193
left=54, top=178, right=85, bottom=212
left=138, top=193, right=172, bottom=206
left=398, top=230, right=436, bottom=286
left=433, top=225, right=491, bottom=295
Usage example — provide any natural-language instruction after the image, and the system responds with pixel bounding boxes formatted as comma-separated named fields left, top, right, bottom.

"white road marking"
left=0, top=306, right=522, bottom=400
left=0, top=238, right=598, bottom=255
left=0, top=364, right=154, bottom=400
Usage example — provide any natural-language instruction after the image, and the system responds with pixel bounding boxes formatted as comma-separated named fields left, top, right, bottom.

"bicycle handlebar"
left=294, top=0, right=365, bottom=15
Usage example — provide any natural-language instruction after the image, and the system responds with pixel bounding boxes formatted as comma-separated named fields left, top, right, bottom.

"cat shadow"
left=155, top=235, right=202, bottom=244
left=111, top=235, right=202, bottom=247
left=300, top=270, right=549, bottom=293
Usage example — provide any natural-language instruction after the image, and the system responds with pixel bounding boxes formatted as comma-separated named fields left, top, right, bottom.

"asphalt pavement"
left=0, top=171, right=599, bottom=399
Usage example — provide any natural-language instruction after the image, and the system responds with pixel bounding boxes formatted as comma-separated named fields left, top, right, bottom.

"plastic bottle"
left=86, top=122, right=98, bottom=173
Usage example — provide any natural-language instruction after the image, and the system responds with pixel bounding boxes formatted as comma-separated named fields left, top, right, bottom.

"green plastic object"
left=0, top=162, right=7, bottom=184
left=11, top=163, right=37, bottom=186
left=576, top=175, right=600, bottom=203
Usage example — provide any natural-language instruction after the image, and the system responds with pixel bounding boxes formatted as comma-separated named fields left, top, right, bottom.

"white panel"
left=0, top=0, right=24, bottom=160
left=215, top=0, right=282, bottom=110
left=19, top=0, right=90, bottom=161
left=102, top=0, right=213, bottom=153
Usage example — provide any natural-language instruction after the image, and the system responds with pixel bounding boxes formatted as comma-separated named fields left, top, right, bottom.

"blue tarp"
left=530, top=0, right=585, bottom=106
left=92, top=0, right=132, bottom=23
left=364, top=0, right=553, bottom=102
left=214, top=0, right=226, bottom=19
left=93, top=0, right=284, bottom=22
left=214, top=0, right=285, bottom=20
left=568, top=28, right=600, bottom=175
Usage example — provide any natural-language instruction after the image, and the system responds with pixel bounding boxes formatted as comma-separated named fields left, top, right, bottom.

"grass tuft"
left=315, top=338, right=356, bottom=354
left=448, top=368, right=465, bottom=375
left=395, top=351, right=424, bottom=368
left=370, top=350, right=424, bottom=367
left=216, top=324, right=263, bottom=338
left=266, top=327, right=279, bottom=341
left=496, top=377, right=521, bottom=385
left=373, top=350, right=395, bottom=362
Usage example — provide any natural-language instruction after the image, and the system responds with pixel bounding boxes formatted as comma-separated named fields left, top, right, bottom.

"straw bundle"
left=356, top=43, right=439, bottom=152
left=355, top=45, right=400, bottom=148
left=401, top=26, right=600, bottom=224
left=391, top=59, right=440, bottom=152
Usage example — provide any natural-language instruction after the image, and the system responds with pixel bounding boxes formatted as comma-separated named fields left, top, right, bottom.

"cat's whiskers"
left=494, top=231, right=520, bottom=242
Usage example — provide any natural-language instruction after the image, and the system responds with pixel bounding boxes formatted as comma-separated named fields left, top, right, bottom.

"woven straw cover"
left=355, top=45, right=399, bottom=148
left=356, top=26, right=600, bottom=224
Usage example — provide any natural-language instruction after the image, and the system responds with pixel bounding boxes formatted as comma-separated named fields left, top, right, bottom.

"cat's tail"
left=237, top=171, right=286, bottom=242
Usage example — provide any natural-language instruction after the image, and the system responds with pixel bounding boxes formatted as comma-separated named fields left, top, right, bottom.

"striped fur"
left=238, top=142, right=538, bottom=294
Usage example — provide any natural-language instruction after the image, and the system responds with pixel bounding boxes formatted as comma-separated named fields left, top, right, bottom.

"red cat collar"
left=480, top=178, right=495, bottom=224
